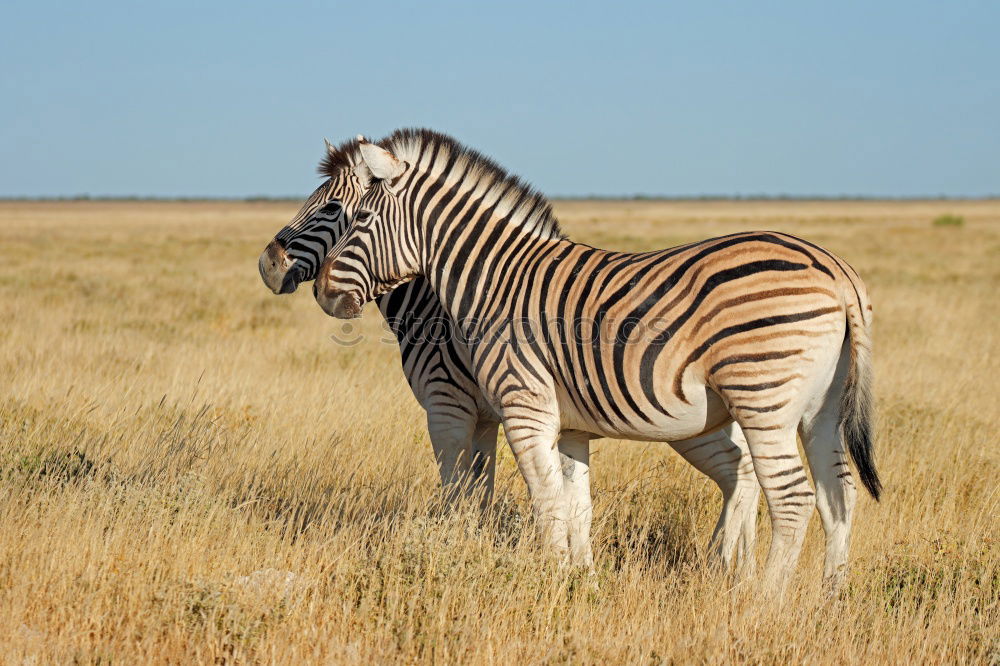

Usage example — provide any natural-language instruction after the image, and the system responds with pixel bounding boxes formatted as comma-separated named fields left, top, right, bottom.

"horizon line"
left=2, top=194, right=999, bottom=203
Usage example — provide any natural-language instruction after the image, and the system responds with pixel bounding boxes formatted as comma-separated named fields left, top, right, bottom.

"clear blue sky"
left=2, top=1, right=998, bottom=198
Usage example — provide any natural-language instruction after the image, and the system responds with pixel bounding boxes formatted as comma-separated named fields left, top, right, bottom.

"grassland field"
left=0, top=199, right=997, bottom=663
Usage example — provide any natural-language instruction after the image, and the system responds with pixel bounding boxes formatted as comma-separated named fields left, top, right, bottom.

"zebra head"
left=258, top=137, right=370, bottom=295
left=314, top=138, right=420, bottom=319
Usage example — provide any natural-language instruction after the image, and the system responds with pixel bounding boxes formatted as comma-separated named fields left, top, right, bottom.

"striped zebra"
left=259, top=137, right=501, bottom=506
left=314, top=129, right=880, bottom=595
left=259, top=138, right=761, bottom=571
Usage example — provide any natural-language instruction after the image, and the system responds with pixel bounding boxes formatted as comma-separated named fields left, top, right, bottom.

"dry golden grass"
left=0, top=199, right=997, bottom=664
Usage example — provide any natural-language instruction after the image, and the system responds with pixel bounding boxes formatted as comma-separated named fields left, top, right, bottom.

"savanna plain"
left=0, top=199, right=997, bottom=664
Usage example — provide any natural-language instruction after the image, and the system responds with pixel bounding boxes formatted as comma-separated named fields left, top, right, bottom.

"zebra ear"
left=358, top=141, right=406, bottom=181
left=352, top=161, right=372, bottom=189
left=324, top=138, right=336, bottom=156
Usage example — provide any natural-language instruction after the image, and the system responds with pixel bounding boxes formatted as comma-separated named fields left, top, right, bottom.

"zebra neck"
left=374, top=279, right=443, bottom=346
left=422, top=217, right=568, bottom=342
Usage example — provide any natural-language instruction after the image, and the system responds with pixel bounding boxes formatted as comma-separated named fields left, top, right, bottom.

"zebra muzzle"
left=258, top=240, right=297, bottom=294
left=314, top=284, right=363, bottom=319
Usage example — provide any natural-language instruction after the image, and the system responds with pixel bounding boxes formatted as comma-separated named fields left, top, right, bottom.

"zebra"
left=259, top=137, right=501, bottom=507
left=259, top=137, right=761, bottom=571
left=313, top=129, right=880, bottom=595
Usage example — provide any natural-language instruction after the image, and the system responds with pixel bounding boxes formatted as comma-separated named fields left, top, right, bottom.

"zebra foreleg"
left=469, top=420, right=500, bottom=509
left=502, top=412, right=569, bottom=558
left=425, top=408, right=478, bottom=509
left=558, top=431, right=593, bottom=568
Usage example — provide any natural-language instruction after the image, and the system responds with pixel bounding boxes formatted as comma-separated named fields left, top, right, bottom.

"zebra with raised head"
left=259, top=137, right=761, bottom=571
left=314, top=129, right=880, bottom=594
left=259, top=136, right=501, bottom=506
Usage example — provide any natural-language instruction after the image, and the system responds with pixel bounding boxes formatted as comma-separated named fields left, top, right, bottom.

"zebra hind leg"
left=799, top=347, right=857, bottom=596
left=733, top=416, right=816, bottom=597
left=670, top=422, right=759, bottom=574
left=726, top=423, right=761, bottom=574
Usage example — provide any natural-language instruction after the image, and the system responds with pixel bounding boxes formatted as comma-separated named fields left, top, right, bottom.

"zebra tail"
left=841, top=294, right=881, bottom=500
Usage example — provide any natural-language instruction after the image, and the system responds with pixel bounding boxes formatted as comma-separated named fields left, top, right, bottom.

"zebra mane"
left=317, top=136, right=364, bottom=178
left=378, top=128, right=565, bottom=240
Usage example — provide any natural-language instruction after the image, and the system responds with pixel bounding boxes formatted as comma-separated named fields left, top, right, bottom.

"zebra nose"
left=259, top=240, right=293, bottom=294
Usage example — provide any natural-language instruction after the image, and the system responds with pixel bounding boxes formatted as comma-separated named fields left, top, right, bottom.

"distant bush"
left=932, top=214, right=964, bottom=227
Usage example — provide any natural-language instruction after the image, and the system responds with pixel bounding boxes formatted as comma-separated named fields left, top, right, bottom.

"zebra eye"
left=355, top=210, right=373, bottom=224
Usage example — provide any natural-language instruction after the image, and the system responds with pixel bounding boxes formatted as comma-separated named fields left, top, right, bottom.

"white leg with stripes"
left=503, top=413, right=569, bottom=558
left=741, top=426, right=816, bottom=595
left=801, top=412, right=856, bottom=595
left=800, top=346, right=857, bottom=595
left=425, top=409, right=477, bottom=507
left=670, top=422, right=760, bottom=572
left=468, top=420, right=500, bottom=508
left=558, top=431, right=593, bottom=567
left=728, top=424, right=761, bottom=574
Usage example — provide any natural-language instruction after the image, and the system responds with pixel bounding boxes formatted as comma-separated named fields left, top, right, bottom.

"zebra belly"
left=556, top=382, right=731, bottom=443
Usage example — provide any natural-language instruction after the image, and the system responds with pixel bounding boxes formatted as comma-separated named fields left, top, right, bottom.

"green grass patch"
left=932, top=214, right=964, bottom=227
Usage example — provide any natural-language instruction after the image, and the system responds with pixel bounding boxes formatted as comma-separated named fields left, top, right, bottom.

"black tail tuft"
left=841, top=309, right=881, bottom=500
left=842, top=385, right=881, bottom=500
